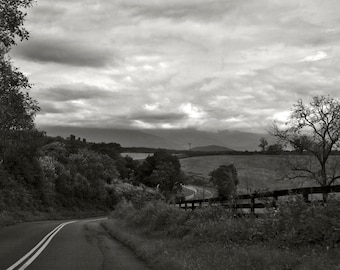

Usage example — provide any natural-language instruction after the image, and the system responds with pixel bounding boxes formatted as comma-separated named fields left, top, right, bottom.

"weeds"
left=105, top=197, right=340, bottom=270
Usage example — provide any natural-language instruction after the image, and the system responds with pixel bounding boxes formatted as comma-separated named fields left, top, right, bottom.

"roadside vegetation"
left=103, top=198, right=340, bottom=270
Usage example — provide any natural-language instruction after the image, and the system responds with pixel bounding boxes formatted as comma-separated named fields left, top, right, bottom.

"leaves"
left=209, top=164, right=239, bottom=199
left=0, top=0, right=34, bottom=50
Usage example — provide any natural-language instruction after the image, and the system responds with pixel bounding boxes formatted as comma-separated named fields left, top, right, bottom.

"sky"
left=10, top=0, right=340, bottom=133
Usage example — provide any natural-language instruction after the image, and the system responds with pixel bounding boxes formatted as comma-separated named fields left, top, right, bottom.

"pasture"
left=180, top=154, right=340, bottom=194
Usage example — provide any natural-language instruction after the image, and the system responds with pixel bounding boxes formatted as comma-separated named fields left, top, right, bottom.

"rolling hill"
left=191, top=145, right=234, bottom=152
left=39, top=126, right=274, bottom=151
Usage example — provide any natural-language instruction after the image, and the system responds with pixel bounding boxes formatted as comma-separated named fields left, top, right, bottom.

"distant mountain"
left=40, top=126, right=180, bottom=149
left=39, top=126, right=275, bottom=151
left=148, top=128, right=274, bottom=151
left=191, top=145, right=234, bottom=152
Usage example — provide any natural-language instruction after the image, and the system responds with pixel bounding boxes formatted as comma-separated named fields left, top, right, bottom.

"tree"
left=266, top=143, right=283, bottom=155
left=0, top=0, right=33, bottom=50
left=136, top=150, right=183, bottom=198
left=148, top=162, right=182, bottom=199
left=271, top=95, right=340, bottom=201
left=209, top=164, right=239, bottom=199
left=68, top=149, right=119, bottom=201
left=0, top=0, right=39, bottom=161
left=258, top=137, right=268, bottom=152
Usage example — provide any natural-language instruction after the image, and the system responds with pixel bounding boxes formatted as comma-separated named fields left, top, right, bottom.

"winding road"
left=0, top=217, right=150, bottom=270
left=184, top=185, right=215, bottom=200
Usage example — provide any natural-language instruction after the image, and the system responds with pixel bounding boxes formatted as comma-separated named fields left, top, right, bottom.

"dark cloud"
left=12, top=38, right=115, bottom=67
left=38, top=101, right=82, bottom=115
left=35, top=84, right=113, bottom=102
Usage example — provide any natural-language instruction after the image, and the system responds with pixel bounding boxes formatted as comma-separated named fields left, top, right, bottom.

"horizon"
left=39, top=125, right=274, bottom=151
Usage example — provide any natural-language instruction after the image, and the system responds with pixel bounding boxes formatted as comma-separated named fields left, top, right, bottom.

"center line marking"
left=7, top=221, right=76, bottom=270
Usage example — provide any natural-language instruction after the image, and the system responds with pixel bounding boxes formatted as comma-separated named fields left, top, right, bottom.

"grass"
left=180, top=154, right=340, bottom=193
left=102, top=199, right=340, bottom=270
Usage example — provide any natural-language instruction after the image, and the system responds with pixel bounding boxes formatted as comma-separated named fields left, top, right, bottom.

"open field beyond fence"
left=180, top=154, right=340, bottom=193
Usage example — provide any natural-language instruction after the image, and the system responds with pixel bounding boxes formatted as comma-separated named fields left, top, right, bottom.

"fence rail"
left=177, top=185, right=340, bottom=214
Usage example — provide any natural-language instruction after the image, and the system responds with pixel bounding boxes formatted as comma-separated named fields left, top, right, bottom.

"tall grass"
left=103, top=198, right=340, bottom=270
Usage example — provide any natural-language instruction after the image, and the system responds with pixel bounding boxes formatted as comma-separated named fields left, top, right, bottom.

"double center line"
left=6, top=221, right=76, bottom=270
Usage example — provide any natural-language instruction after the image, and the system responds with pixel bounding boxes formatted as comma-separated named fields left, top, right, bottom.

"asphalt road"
left=0, top=217, right=150, bottom=270
left=185, top=185, right=214, bottom=200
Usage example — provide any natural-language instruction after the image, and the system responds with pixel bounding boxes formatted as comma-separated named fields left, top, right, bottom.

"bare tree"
left=271, top=95, right=340, bottom=201
left=258, top=137, right=268, bottom=152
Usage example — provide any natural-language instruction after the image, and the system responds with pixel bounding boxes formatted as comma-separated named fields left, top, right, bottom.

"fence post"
left=250, top=195, right=255, bottom=215
left=184, top=202, right=187, bottom=210
left=272, top=194, right=278, bottom=209
left=302, top=190, right=309, bottom=202
left=191, top=202, right=195, bottom=210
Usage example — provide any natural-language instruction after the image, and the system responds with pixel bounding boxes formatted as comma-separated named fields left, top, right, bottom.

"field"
left=180, top=154, right=340, bottom=193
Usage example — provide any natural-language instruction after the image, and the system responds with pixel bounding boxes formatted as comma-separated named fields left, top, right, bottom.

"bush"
left=108, top=198, right=340, bottom=270
left=114, top=196, right=340, bottom=248
left=258, top=197, right=340, bottom=247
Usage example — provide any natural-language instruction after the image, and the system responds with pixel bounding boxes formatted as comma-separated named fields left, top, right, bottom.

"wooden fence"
left=177, top=185, right=340, bottom=214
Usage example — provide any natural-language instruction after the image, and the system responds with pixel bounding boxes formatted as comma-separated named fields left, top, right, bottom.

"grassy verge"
left=102, top=199, right=340, bottom=270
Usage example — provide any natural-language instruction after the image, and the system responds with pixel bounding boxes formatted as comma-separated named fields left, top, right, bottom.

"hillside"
left=191, top=145, right=234, bottom=152
left=39, top=126, right=275, bottom=151
left=40, top=126, right=180, bottom=149
left=180, top=155, right=316, bottom=193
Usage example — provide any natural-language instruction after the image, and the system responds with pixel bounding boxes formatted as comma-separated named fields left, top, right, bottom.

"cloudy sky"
left=10, top=0, right=340, bottom=133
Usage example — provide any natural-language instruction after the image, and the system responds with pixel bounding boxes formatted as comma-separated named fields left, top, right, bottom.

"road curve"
left=0, top=218, right=150, bottom=270
left=185, top=185, right=214, bottom=200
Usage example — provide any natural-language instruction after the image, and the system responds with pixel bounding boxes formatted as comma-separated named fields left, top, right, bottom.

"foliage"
left=209, top=164, right=238, bottom=199
left=2, top=129, right=45, bottom=188
left=260, top=198, right=340, bottom=247
left=107, top=199, right=340, bottom=270
left=115, top=155, right=139, bottom=180
left=0, top=58, right=39, bottom=132
left=265, top=142, right=283, bottom=155
left=0, top=1, right=40, bottom=176
left=0, top=0, right=39, bottom=137
left=88, top=142, right=121, bottom=160
left=271, top=95, right=340, bottom=200
left=136, top=150, right=183, bottom=199
left=114, top=198, right=340, bottom=248
left=113, top=182, right=164, bottom=209
left=0, top=0, right=34, bottom=50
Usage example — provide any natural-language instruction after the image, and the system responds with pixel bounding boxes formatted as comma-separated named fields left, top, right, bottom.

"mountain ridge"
left=39, top=125, right=274, bottom=151
left=191, top=145, right=234, bottom=152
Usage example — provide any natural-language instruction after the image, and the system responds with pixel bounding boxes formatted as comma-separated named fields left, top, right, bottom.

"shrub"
left=114, top=196, right=340, bottom=248
left=247, top=196, right=339, bottom=248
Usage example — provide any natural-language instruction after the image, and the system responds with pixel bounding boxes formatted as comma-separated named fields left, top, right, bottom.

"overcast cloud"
left=10, top=0, right=340, bottom=133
